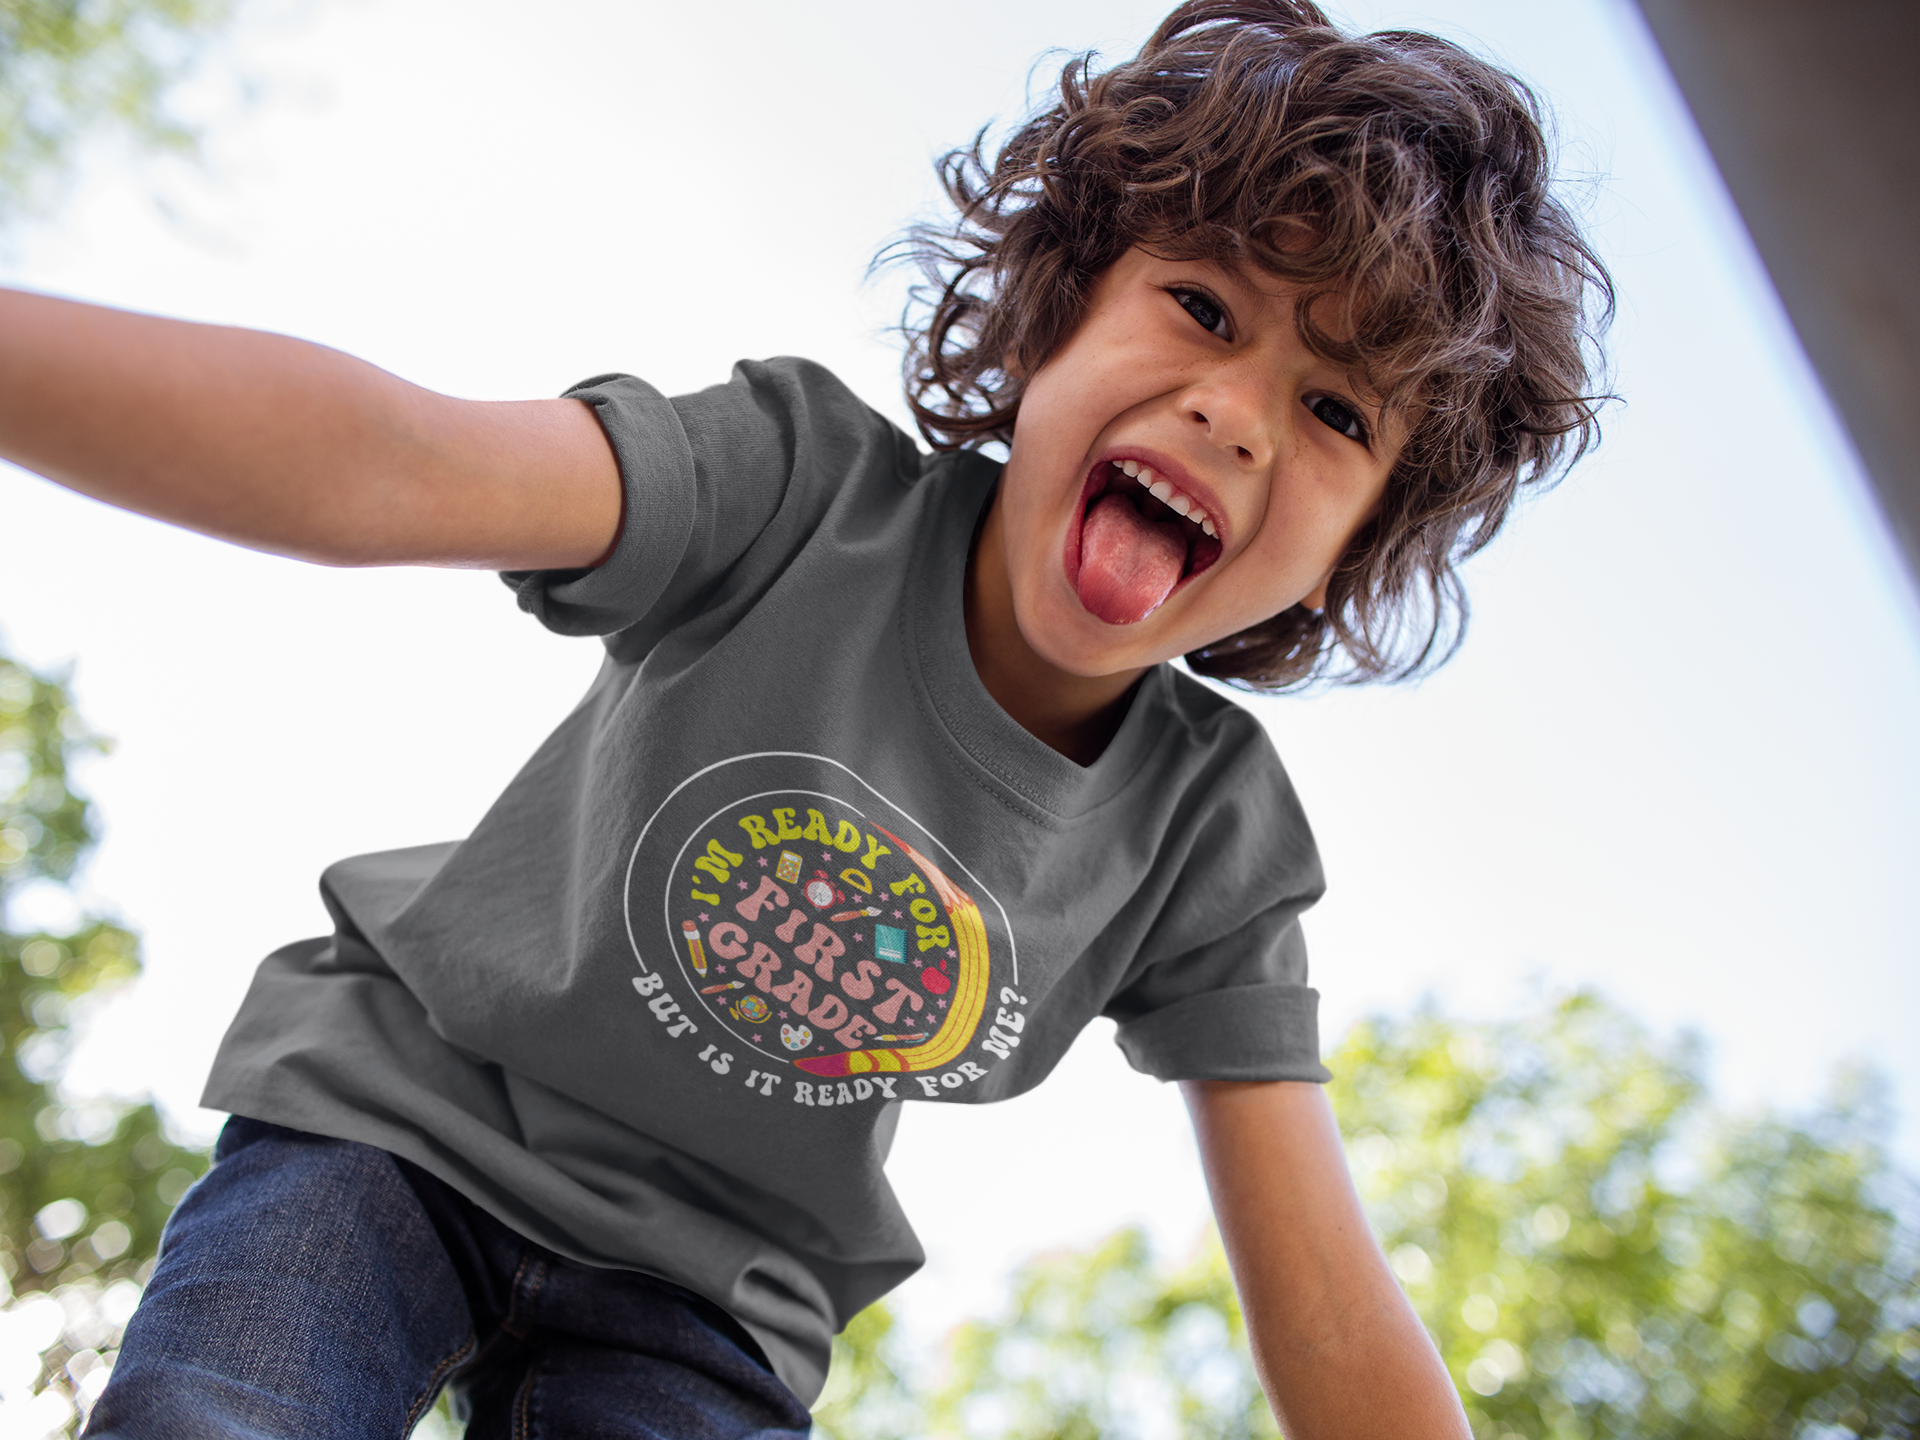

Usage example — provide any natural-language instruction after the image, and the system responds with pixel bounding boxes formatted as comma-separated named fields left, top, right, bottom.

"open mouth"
left=1063, top=457, right=1226, bottom=626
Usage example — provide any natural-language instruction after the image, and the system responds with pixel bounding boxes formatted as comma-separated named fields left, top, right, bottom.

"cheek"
left=1229, top=479, right=1365, bottom=601
left=996, top=457, right=1060, bottom=564
left=1281, top=448, right=1389, bottom=547
left=991, top=464, right=1066, bottom=606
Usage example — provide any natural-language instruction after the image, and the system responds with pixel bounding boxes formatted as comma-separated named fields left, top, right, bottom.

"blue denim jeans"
left=85, top=1118, right=814, bottom=1440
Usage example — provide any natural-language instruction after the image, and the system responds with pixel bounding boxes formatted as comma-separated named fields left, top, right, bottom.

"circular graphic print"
left=664, top=789, right=983, bottom=1076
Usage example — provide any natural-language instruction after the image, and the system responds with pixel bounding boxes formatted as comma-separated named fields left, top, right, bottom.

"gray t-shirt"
left=204, top=358, right=1328, bottom=1403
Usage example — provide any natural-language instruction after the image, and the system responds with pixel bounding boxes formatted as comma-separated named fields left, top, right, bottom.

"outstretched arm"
left=1181, top=1078, right=1470, bottom=1440
left=0, top=287, right=622, bottom=570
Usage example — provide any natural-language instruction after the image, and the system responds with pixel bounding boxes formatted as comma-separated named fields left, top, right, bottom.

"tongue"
left=1076, top=493, right=1188, bottom=625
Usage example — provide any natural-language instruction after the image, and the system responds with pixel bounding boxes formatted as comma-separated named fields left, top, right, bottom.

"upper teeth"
left=1117, top=461, right=1217, bottom=540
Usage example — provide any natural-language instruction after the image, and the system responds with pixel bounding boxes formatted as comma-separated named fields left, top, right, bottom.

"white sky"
left=1, top=0, right=1916, bottom=1340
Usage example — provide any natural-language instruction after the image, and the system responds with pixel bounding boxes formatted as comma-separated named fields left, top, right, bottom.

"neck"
left=964, top=491, right=1148, bottom=767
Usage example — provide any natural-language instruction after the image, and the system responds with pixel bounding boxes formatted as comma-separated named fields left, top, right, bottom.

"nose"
left=1178, top=361, right=1276, bottom=468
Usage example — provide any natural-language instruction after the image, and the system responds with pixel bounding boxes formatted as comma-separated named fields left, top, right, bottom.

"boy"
left=0, top=1, right=1608, bottom=1435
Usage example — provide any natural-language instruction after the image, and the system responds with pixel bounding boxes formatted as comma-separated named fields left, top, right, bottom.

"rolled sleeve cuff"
left=1113, top=982, right=1330, bottom=1083
left=499, top=375, right=699, bottom=637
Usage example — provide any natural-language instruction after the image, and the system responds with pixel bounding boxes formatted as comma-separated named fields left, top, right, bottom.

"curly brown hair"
left=898, top=0, right=1613, bottom=688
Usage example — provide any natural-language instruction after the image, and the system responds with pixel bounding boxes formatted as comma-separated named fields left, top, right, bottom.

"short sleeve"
left=1103, top=903, right=1330, bottom=1084
left=500, top=358, right=897, bottom=640
left=1099, top=699, right=1331, bottom=1084
left=501, top=374, right=701, bottom=636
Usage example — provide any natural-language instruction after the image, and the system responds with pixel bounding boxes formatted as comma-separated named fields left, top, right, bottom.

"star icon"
left=946, top=948, right=957, bottom=958
left=822, top=851, right=832, bottom=861
left=892, top=909, right=904, bottom=919
left=758, top=856, right=768, bottom=866
left=698, top=913, right=710, bottom=922
left=737, top=879, right=749, bottom=889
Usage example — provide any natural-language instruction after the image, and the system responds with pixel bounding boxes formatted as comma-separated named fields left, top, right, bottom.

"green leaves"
left=0, top=646, right=205, bottom=1432
left=814, top=994, right=1920, bottom=1440
left=1333, top=996, right=1919, bottom=1440
left=0, top=655, right=99, bottom=889
left=0, top=0, right=236, bottom=225
left=814, top=1231, right=1278, bottom=1440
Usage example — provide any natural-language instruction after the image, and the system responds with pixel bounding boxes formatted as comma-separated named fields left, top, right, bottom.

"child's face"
left=994, top=248, right=1399, bottom=680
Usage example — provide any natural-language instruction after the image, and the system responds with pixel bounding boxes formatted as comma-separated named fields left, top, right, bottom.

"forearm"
left=0, top=287, right=619, bottom=569
left=1183, top=1080, right=1469, bottom=1440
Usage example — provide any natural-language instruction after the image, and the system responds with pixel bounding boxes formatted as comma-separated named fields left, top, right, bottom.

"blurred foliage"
left=1337, top=995, right=1918, bottom=1439
left=812, top=994, right=1920, bottom=1440
left=0, top=646, right=205, bottom=1431
left=812, top=1230, right=1275, bottom=1440
left=0, top=0, right=236, bottom=225
left=811, top=1294, right=925, bottom=1440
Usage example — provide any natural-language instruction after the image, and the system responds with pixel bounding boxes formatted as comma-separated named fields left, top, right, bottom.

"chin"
left=1022, top=587, right=1185, bottom=679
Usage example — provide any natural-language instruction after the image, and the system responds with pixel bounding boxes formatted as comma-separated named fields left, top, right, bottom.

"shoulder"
left=1137, top=667, right=1322, bottom=895
left=563, top=357, right=921, bottom=493
left=513, top=359, right=926, bottom=640
left=1158, top=664, right=1270, bottom=741
left=672, top=357, right=921, bottom=473
left=1155, top=666, right=1297, bottom=793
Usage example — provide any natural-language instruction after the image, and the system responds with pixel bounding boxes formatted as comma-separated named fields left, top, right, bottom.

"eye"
left=1171, top=287, right=1231, bottom=339
left=1307, top=394, right=1369, bottom=444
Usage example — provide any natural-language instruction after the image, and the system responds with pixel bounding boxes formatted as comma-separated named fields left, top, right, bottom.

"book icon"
left=874, top=925, right=907, bottom=963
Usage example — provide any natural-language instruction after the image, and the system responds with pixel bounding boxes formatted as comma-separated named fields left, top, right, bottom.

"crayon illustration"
left=796, top=826, right=990, bottom=1078
left=681, top=920, right=708, bottom=976
left=664, top=789, right=1003, bottom=1081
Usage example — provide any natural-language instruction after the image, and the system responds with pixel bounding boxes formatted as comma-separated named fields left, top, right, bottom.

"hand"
left=1182, top=1078, right=1471, bottom=1440
left=0, top=287, right=622, bottom=570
